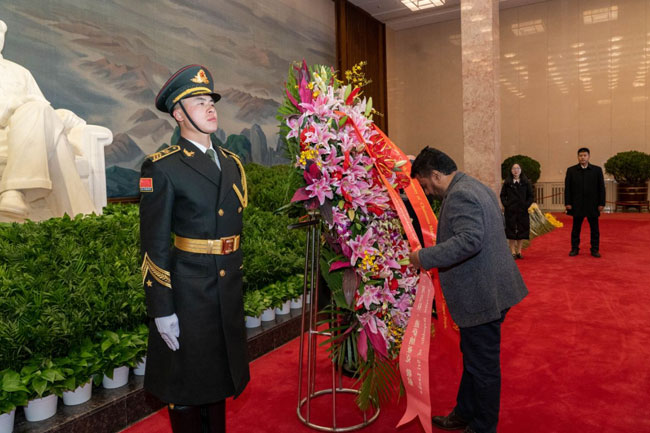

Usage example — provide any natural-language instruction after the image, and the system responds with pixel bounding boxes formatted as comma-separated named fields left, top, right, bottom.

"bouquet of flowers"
left=528, top=202, right=563, bottom=240
left=278, top=61, right=419, bottom=409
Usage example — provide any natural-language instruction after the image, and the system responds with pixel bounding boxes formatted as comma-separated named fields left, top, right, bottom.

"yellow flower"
left=360, top=252, right=379, bottom=273
left=344, top=61, right=371, bottom=88
left=545, top=213, right=564, bottom=228
left=299, top=149, right=318, bottom=165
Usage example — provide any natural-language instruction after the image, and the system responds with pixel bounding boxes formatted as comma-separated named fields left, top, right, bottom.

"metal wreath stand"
left=289, top=212, right=380, bottom=432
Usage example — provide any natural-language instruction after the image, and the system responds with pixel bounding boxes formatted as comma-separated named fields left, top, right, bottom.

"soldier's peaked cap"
left=155, top=64, right=221, bottom=114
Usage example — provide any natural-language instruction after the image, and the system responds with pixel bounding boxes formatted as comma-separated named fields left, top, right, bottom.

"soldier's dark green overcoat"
left=139, top=136, right=249, bottom=405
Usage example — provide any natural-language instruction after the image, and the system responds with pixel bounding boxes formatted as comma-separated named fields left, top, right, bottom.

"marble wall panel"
left=387, top=0, right=650, bottom=182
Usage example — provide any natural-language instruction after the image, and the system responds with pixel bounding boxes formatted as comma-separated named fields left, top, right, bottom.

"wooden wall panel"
left=336, top=0, right=388, bottom=133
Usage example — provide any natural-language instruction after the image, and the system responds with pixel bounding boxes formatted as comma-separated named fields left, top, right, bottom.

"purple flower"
left=348, top=229, right=378, bottom=265
left=357, top=284, right=382, bottom=310
left=305, top=173, right=334, bottom=205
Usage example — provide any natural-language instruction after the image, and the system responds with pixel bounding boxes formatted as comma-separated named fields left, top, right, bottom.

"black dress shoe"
left=569, top=249, right=579, bottom=256
left=516, top=253, right=523, bottom=259
left=432, top=408, right=469, bottom=430
left=590, top=249, right=601, bottom=258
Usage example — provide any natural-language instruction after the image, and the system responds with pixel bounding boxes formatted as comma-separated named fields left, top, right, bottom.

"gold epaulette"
left=219, top=148, right=248, bottom=208
left=147, top=145, right=181, bottom=162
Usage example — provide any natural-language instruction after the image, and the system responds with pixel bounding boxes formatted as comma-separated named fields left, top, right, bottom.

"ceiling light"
left=401, top=0, right=445, bottom=11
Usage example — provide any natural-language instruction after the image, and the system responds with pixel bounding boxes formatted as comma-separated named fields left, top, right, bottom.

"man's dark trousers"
left=571, top=215, right=600, bottom=251
left=455, top=309, right=508, bottom=433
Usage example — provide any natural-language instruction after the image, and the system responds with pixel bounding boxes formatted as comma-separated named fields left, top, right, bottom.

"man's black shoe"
left=569, top=249, right=579, bottom=256
left=432, top=408, right=468, bottom=431
left=591, top=249, right=601, bottom=258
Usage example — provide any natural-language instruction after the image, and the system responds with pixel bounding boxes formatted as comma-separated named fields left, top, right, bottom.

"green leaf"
left=32, top=377, right=47, bottom=397
left=2, top=370, right=28, bottom=393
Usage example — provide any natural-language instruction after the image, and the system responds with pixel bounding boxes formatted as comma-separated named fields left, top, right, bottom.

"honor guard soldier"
left=139, top=64, right=249, bottom=433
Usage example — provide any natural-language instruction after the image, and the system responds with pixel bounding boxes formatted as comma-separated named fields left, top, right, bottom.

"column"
left=461, top=0, right=501, bottom=194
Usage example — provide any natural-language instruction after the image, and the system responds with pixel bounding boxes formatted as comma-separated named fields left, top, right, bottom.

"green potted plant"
left=97, top=329, right=146, bottom=389
left=270, top=281, right=291, bottom=316
left=20, top=357, right=67, bottom=422
left=501, top=154, right=541, bottom=184
left=0, top=369, right=29, bottom=433
left=56, top=338, right=101, bottom=406
left=288, top=274, right=305, bottom=309
left=243, top=290, right=266, bottom=328
left=257, top=287, right=276, bottom=322
left=604, top=151, right=650, bottom=210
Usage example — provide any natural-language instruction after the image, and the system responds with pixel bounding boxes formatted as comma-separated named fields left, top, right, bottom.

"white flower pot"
left=305, top=291, right=311, bottom=304
left=24, top=393, right=58, bottom=422
left=290, top=296, right=303, bottom=309
left=260, top=308, right=275, bottom=322
left=62, top=379, right=92, bottom=406
left=133, top=357, right=147, bottom=376
left=275, top=300, right=291, bottom=315
left=245, top=315, right=261, bottom=328
left=0, top=409, right=15, bottom=433
left=102, top=365, right=129, bottom=389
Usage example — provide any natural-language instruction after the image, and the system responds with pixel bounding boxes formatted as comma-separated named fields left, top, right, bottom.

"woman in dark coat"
left=500, top=163, right=535, bottom=259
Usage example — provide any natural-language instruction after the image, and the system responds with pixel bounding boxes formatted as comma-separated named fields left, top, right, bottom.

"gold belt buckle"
left=222, top=237, right=235, bottom=255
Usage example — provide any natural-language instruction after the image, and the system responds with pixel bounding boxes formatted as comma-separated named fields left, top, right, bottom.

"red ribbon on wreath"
left=342, top=113, right=460, bottom=433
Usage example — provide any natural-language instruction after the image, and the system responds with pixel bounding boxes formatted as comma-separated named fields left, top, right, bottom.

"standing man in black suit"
left=140, top=65, right=249, bottom=433
left=409, top=147, right=528, bottom=433
left=564, top=147, right=606, bottom=258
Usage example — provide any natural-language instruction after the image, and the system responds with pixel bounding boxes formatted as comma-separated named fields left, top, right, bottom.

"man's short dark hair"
left=578, top=147, right=590, bottom=154
left=410, top=147, right=458, bottom=178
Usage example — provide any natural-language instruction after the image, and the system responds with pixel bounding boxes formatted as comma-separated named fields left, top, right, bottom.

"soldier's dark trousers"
left=454, top=309, right=508, bottom=433
left=168, top=401, right=225, bottom=433
left=571, top=215, right=600, bottom=251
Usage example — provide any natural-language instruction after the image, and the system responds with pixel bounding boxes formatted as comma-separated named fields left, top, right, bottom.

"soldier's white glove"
left=155, top=313, right=180, bottom=351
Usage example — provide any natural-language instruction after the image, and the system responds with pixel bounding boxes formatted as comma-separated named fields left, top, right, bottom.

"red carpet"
left=123, top=213, right=650, bottom=433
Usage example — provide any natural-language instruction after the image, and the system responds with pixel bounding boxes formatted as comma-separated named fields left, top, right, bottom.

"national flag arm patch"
left=140, top=177, right=153, bottom=192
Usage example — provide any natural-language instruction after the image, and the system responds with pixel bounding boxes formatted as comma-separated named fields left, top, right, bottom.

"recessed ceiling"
left=348, top=0, right=549, bottom=30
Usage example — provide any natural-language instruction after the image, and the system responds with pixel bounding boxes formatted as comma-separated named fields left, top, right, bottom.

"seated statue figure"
left=0, top=19, right=104, bottom=221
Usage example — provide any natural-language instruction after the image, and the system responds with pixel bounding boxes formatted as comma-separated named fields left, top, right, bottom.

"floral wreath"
left=278, top=61, right=419, bottom=409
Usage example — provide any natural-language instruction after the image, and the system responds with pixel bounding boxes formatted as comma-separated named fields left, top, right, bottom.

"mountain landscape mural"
left=1, top=0, right=335, bottom=197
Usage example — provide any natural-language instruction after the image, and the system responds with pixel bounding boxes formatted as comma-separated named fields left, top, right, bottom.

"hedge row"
left=0, top=163, right=304, bottom=371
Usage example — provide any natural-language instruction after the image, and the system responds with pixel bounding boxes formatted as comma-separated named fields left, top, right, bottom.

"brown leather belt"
left=174, top=234, right=240, bottom=255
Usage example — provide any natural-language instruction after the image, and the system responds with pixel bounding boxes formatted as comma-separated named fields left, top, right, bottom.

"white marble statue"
left=0, top=19, right=101, bottom=221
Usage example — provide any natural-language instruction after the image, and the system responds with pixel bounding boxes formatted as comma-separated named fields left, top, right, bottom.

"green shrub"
left=241, top=206, right=305, bottom=291
left=501, top=155, right=541, bottom=184
left=245, top=163, right=302, bottom=213
left=0, top=164, right=305, bottom=373
left=0, top=207, right=144, bottom=371
left=604, top=150, right=650, bottom=184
